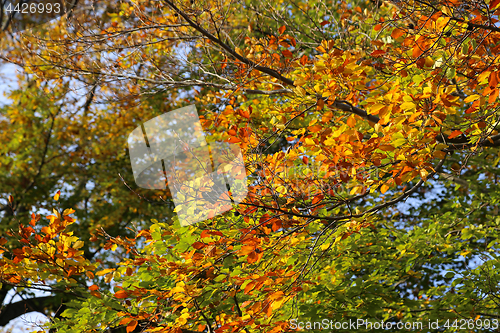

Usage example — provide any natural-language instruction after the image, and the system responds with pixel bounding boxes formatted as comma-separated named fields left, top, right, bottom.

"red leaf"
left=491, top=0, right=500, bottom=10
left=370, top=50, right=386, bottom=57
left=374, top=24, right=382, bottom=31
left=320, top=21, right=330, bottom=26
left=278, top=25, right=286, bottom=34
left=192, top=242, right=206, bottom=249
left=200, top=230, right=223, bottom=239
left=281, top=50, right=293, bottom=58
left=448, top=130, right=462, bottom=139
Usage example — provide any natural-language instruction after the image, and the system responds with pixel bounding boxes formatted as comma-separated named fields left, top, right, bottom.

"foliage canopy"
left=2, top=0, right=500, bottom=332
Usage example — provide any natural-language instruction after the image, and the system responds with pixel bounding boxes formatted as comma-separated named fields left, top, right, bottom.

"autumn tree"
left=2, top=0, right=500, bottom=332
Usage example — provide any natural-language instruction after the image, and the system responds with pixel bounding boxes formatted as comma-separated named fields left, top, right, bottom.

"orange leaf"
left=119, top=317, right=133, bottom=326
left=8, top=195, right=13, bottom=204
left=115, top=290, right=129, bottom=299
left=374, top=24, right=382, bottom=31
left=312, top=194, right=324, bottom=205
left=412, top=43, right=426, bottom=58
left=489, top=88, right=499, bottom=104
left=391, top=28, right=405, bottom=39
left=346, top=115, right=356, bottom=127
left=489, top=71, right=499, bottom=89
left=320, top=21, right=330, bottom=26
left=380, top=184, right=389, bottom=194
left=90, top=291, right=101, bottom=298
left=316, top=98, right=324, bottom=110
left=247, top=250, right=263, bottom=264
left=300, top=55, right=308, bottom=66
left=127, top=320, right=138, bottom=333
left=281, top=50, right=293, bottom=58
left=244, top=281, right=255, bottom=294
left=316, top=45, right=327, bottom=53
left=89, top=284, right=99, bottom=291
left=278, top=25, right=286, bottom=34
left=227, top=137, right=241, bottom=143
left=448, top=130, right=462, bottom=139
left=239, top=109, right=250, bottom=119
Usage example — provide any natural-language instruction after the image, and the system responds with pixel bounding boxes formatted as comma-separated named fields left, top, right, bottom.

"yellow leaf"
left=305, top=138, right=315, bottom=145
left=276, top=185, right=287, bottom=194
left=392, top=132, right=406, bottom=147
left=73, top=240, right=84, bottom=250
left=478, top=71, right=491, bottom=84
left=441, top=6, right=452, bottom=16
left=464, top=94, right=480, bottom=103
left=350, top=186, right=363, bottom=195
left=54, top=190, right=60, bottom=201
left=63, top=208, right=75, bottom=216
left=96, top=268, right=115, bottom=276
left=424, top=56, right=434, bottom=67
left=460, top=250, right=471, bottom=257
left=172, top=285, right=185, bottom=293
left=400, top=101, right=416, bottom=111
left=295, top=86, right=306, bottom=97
left=380, top=184, right=389, bottom=194
left=53, top=208, right=62, bottom=220
left=369, top=103, right=385, bottom=115
left=294, top=78, right=307, bottom=86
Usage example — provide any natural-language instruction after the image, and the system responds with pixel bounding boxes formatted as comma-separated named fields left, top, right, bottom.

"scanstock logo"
left=127, top=105, right=248, bottom=227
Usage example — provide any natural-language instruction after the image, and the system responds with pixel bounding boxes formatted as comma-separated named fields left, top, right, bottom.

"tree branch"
left=0, top=296, right=56, bottom=327
left=162, top=0, right=380, bottom=123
